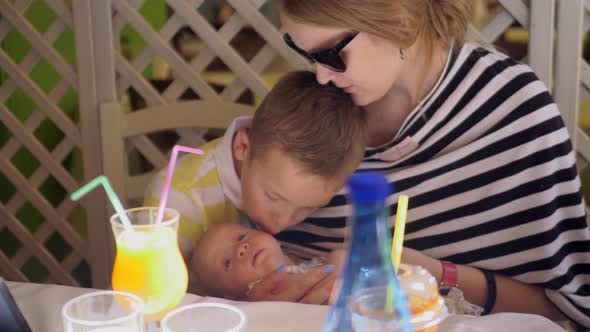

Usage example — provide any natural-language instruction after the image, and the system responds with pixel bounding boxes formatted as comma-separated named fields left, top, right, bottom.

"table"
left=8, top=282, right=566, bottom=332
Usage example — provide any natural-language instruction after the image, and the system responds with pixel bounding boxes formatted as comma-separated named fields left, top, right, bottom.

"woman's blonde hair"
left=276, top=0, right=472, bottom=59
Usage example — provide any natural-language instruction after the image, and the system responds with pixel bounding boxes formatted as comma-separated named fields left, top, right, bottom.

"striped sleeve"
left=276, top=44, right=590, bottom=327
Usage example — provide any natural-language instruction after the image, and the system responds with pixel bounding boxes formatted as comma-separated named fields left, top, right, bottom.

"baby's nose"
left=236, top=242, right=249, bottom=258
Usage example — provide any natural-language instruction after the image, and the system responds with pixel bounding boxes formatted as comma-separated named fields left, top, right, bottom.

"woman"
left=247, top=0, right=590, bottom=329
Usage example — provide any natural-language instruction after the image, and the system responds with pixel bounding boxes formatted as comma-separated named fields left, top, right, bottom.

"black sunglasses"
left=283, top=32, right=359, bottom=73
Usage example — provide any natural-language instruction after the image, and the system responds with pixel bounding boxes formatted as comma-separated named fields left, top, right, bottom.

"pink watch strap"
left=441, top=260, right=459, bottom=288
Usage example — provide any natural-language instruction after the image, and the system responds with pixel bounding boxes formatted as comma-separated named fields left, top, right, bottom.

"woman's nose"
left=236, top=242, right=249, bottom=258
left=315, top=64, right=333, bottom=85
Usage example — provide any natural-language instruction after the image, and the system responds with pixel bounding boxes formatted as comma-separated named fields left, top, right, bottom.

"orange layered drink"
left=349, top=264, right=447, bottom=332
left=110, top=207, right=188, bottom=322
left=398, top=264, right=447, bottom=332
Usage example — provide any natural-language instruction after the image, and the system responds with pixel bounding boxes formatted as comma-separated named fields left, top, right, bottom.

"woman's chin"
left=352, top=93, right=372, bottom=107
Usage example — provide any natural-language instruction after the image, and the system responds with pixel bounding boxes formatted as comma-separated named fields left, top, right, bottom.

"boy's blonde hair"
left=249, top=70, right=366, bottom=181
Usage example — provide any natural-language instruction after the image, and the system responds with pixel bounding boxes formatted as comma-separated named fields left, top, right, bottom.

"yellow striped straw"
left=385, top=194, right=410, bottom=313
left=392, top=194, right=409, bottom=273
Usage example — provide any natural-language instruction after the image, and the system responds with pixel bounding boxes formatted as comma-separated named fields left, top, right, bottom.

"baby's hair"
left=189, top=224, right=227, bottom=298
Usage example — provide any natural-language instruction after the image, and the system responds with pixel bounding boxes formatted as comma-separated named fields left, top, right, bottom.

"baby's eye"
left=238, top=233, right=247, bottom=241
left=224, top=258, right=231, bottom=271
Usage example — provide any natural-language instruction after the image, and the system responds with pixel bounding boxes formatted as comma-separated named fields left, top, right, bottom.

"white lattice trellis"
left=467, top=0, right=555, bottom=86
left=554, top=0, right=589, bottom=167
left=0, top=0, right=107, bottom=287
left=552, top=0, right=590, bottom=223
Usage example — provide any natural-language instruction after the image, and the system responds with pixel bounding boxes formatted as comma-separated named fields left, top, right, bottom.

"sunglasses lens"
left=313, top=51, right=346, bottom=72
left=283, top=33, right=347, bottom=72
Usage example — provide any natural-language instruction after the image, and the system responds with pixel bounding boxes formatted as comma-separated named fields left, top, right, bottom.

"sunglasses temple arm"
left=334, top=32, right=359, bottom=52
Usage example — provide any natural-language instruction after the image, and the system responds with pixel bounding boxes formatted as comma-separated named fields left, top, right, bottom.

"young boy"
left=190, top=222, right=344, bottom=299
left=144, top=70, right=366, bottom=292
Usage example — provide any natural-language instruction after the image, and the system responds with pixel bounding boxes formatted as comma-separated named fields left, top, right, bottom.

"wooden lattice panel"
left=0, top=0, right=90, bottom=286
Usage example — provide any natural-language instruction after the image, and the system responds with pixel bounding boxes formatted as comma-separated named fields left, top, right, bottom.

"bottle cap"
left=347, top=172, right=393, bottom=203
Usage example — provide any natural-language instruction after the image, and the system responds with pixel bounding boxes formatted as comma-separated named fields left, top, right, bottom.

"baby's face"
left=194, top=223, right=289, bottom=298
left=239, top=147, right=343, bottom=234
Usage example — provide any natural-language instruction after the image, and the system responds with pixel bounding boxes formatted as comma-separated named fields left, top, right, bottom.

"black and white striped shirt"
left=277, top=44, right=590, bottom=327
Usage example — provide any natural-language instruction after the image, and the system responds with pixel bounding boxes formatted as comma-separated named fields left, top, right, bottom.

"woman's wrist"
left=429, top=258, right=444, bottom=283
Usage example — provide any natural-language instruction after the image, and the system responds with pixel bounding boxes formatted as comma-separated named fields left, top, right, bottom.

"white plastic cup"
left=62, top=291, right=144, bottom=332
left=161, top=302, right=246, bottom=332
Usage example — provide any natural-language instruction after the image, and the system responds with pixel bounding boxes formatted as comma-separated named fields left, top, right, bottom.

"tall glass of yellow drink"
left=110, top=207, right=188, bottom=323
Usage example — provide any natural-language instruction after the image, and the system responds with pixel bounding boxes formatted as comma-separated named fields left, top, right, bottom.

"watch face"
left=438, top=286, right=452, bottom=296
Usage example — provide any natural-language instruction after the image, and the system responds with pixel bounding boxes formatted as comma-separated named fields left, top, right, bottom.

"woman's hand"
left=246, top=264, right=337, bottom=304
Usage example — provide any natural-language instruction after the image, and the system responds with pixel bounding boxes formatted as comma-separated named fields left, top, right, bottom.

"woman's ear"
left=233, top=128, right=251, bottom=162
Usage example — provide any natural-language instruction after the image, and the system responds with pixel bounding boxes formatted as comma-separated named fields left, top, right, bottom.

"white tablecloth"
left=7, top=282, right=566, bottom=332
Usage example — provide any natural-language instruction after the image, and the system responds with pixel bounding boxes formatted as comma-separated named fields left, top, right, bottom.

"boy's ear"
left=233, top=128, right=250, bottom=162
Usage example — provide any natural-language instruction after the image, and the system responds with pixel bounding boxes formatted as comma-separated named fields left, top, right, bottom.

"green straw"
left=71, top=175, right=132, bottom=230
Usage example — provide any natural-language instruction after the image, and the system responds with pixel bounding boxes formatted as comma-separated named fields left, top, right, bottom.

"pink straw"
left=155, top=145, right=204, bottom=224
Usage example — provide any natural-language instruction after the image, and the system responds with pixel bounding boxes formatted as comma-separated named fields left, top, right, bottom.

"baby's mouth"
left=252, top=248, right=264, bottom=267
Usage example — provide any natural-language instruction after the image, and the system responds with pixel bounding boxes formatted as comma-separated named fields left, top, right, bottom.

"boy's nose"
left=236, top=242, right=249, bottom=258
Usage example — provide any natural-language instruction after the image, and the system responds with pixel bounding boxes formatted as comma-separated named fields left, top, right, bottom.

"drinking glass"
left=110, top=207, right=188, bottom=323
left=161, top=303, right=246, bottom=332
left=350, top=286, right=405, bottom=332
left=62, top=290, right=144, bottom=332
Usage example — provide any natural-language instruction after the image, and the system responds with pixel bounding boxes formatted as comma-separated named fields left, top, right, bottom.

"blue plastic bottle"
left=323, top=172, right=412, bottom=332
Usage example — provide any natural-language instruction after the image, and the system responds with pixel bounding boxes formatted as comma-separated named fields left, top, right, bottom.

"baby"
left=192, top=222, right=485, bottom=315
left=190, top=222, right=344, bottom=300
